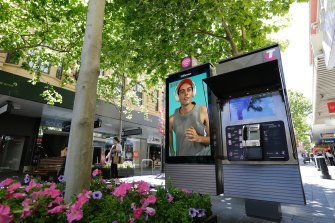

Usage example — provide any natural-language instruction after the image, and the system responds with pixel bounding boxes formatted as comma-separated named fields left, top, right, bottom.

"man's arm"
left=202, top=106, right=210, bottom=145
left=169, top=116, right=175, bottom=156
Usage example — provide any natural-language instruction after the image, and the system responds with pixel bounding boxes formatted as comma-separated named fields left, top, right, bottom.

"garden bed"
left=0, top=169, right=214, bottom=222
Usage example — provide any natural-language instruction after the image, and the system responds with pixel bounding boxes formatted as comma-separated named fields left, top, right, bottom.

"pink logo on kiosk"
left=181, top=57, right=192, bottom=68
left=264, top=49, right=277, bottom=61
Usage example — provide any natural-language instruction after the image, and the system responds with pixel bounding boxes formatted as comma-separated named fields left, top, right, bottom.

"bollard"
left=315, top=156, right=332, bottom=179
left=315, top=157, right=321, bottom=171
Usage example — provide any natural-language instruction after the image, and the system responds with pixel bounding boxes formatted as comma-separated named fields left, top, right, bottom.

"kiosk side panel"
left=165, top=164, right=216, bottom=195
left=223, top=164, right=305, bottom=205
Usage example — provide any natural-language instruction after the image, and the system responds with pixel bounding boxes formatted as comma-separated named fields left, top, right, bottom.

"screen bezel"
left=165, top=63, right=215, bottom=164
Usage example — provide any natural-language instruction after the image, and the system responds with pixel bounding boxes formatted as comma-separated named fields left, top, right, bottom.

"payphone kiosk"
left=204, top=45, right=306, bottom=221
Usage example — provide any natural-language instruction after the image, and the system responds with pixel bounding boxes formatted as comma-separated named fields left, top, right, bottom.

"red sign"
left=327, top=102, right=335, bottom=113
left=133, top=150, right=139, bottom=159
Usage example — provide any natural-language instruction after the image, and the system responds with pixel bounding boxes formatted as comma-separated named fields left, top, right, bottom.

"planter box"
left=118, top=168, right=134, bottom=178
left=204, top=215, right=217, bottom=223
left=194, top=215, right=217, bottom=223
left=102, top=168, right=111, bottom=179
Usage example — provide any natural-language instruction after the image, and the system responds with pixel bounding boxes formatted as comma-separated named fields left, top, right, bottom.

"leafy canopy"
left=288, top=90, right=312, bottom=150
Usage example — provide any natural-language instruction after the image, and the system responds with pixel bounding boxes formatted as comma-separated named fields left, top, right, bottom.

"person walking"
left=326, top=151, right=335, bottom=166
left=106, top=137, right=122, bottom=178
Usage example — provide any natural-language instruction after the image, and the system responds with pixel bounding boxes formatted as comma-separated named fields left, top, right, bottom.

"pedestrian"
left=326, top=151, right=335, bottom=166
left=106, top=137, right=122, bottom=178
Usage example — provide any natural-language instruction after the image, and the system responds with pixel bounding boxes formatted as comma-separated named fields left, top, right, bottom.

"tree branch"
left=241, top=26, right=247, bottom=50
left=221, top=16, right=240, bottom=56
left=194, top=29, right=227, bottom=40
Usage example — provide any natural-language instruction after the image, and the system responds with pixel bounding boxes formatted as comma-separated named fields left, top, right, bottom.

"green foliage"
left=1, top=173, right=212, bottom=222
left=1, top=0, right=302, bottom=91
left=40, top=84, right=63, bottom=105
left=288, top=90, right=312, bottom=149
left=0, top=0, right=87, bottom=101
left=103, top=0, right=301, bottom=84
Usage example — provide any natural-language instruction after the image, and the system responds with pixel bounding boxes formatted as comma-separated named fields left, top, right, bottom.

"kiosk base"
left=245, top=199, right=281, bottom=222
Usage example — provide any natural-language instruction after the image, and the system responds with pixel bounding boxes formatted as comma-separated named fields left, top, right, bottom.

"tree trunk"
left=117, top=74, right=126, bottom=139
left=64, top=0, right=105, bottom=202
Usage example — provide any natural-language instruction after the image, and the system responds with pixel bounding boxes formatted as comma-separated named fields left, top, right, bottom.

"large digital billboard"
left=165, top=63, right=214, bottom=164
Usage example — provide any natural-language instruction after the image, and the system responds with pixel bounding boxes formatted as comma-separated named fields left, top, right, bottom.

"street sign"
left=320, top=132, right=335, bottom=139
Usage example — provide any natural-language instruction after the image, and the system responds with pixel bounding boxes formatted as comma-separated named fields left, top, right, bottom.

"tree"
left=63, top=0, right=105, bottom=201
left=0, top=0, right=307, bottom=200
left=0, top=0, right=87, bottom=84
left=102, top=0, right=305, bottom=83
left=288, top=90, right=312, bottom=150
left=97, top=72, right=146, bottom=139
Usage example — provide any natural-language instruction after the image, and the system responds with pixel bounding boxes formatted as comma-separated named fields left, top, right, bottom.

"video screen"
left=229, top=93, right=275, bottom=122
left=168, top=71, right=211, bottom=157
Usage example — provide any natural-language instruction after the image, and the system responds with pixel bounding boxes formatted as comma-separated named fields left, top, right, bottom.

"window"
left=56, top=66, right=63, bottom=80
left=155, top=91, right=159, bottom=111
left=134, top=84, right=143, bottom=105
left=5, top=52, right=20, bottom=65
left=28, top=60, right=50, bottom=74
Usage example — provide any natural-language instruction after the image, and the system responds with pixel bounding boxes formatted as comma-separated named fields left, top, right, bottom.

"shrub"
left=0, top=172, right=212, bottom=223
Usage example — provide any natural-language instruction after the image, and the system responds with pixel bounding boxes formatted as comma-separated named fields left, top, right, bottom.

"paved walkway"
left=213, top=164, right=335, bottom=222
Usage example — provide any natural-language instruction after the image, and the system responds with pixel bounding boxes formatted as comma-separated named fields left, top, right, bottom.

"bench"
left=25, top=157, right=66, bottom=181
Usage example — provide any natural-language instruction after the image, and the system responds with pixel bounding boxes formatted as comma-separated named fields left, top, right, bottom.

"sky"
left=275, top=2, right=313, bottom=100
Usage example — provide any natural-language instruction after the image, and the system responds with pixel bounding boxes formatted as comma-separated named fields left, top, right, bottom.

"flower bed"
left=0, top=170, right=213, bottom=222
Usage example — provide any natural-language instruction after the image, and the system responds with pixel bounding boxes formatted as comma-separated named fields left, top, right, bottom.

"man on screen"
left=169, top=78, right=210, bottom=156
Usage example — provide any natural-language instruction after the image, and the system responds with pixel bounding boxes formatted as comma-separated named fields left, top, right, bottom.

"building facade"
left=0, top=52, right=165, bottom=174
left=310, top=0, right=335, bottom=145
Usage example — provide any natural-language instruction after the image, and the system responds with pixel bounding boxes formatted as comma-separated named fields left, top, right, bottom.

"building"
left=310, top=0, right=335, bottom=146
left=0, top=51, right=165, bottom=175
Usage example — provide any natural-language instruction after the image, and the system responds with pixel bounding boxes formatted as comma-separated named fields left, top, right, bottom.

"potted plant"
left=117, top=161, right=135, bottom=177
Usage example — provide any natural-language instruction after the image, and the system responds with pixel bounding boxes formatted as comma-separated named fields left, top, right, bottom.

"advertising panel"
left=165, top=63, right=214, bottom=164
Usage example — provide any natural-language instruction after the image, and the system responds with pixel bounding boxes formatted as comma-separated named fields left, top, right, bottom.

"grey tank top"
left=173, top=103, right=209, bottom=156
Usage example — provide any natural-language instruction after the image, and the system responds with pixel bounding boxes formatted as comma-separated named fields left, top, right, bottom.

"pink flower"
left=182, top=188, right=190, bottom=194
left=21, top=199, right=32, bottom=218
left=1, top=178, right=13, bottom=187
left=12, top=192, right=26, bottom=199
left=49, top=183, right=57, bottom=189
left=114, top=178, right=120, bottom=184
left=30, top=191, right=44, bottom=200
left=7, top=182, right=21, bottom=193
left=128, top=216, right=135, bottom=223
left=0, top=204, right=14, bottom=223
left=145, top=207, right=156, bottom=217
left=112, top=183, right=132, bottom=198
left=67, top=206, right=83, bottom=223
left=136, top=181, right=150, bottom=195
left=77, top=189, right=92, bottom=199
left=47, top=197, right=64, bottom=208
left=131, top=202, right=136, bottom=210
left=48, top=205, right=68, bottom=214
left=133, top=208, right=142, bottom=219
left=25, top=179, right=41, bottom=192
left=146, top=195, right=156, bottom=204
left=140, top=198, right=149, bottom=209
left=43, top=188, right=61, bottom=198
left=92, top=169, right=102, bottom=177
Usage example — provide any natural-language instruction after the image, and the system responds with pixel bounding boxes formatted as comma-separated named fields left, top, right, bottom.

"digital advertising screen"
left=229, top=92, right=276, bottom=122
left=165, top=63, right=214, bottom=164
